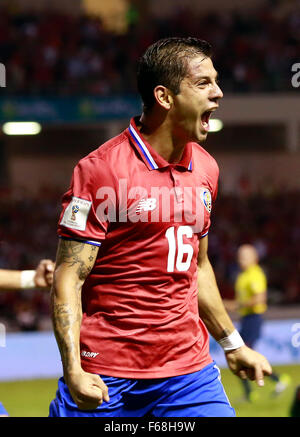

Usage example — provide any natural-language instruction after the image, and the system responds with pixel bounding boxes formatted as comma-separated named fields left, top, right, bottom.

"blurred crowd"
left=0, top=188, right=299, bottom=332
left=0, top=188, right=60, bottom=331
left=210, top=190, right=300, bottom=306
left=0, top=3, right=299, bottom=96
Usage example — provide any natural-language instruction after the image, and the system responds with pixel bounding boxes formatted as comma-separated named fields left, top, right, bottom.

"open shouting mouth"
left=201, top=107, right=218, bottom=132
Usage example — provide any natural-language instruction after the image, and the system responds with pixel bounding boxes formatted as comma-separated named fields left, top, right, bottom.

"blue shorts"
left=0, top=402, right=8, bottom=416
left=49, top=361, right=235, bottom=417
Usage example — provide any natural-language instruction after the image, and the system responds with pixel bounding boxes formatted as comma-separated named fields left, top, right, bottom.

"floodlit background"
left=0, top=0, right=299, bottom=417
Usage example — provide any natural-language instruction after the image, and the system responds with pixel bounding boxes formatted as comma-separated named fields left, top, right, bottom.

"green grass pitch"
left=0, top=364, right=299, bottom=417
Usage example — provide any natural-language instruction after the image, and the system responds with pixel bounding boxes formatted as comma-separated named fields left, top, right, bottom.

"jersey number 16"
left=165, top=226, right=194, bottom=272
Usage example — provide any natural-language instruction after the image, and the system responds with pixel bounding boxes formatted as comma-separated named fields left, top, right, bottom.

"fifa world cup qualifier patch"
left=60, top=196, right=92, bottom=231
left=200, top=188, right=212, bottom=213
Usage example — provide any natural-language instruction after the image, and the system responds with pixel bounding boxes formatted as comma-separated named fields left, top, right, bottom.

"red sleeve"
left=199, top=156, right=219, bottom=239
left=58, top=156, right=117, bottom=246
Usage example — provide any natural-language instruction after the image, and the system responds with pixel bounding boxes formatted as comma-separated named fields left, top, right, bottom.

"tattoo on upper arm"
left=56, top=239, right=98, bottom=280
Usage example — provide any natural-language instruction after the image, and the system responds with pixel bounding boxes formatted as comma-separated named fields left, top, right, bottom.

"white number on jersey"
left=165, top=225, right=194, bottom=272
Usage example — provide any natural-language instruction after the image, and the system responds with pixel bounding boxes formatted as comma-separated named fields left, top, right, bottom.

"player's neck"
left=138, top=112, right=187, bottom=164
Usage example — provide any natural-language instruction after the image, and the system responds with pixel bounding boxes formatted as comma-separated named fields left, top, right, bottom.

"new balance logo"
left=136, top=198, right=157, bottom=213
left=81, top=351, right=99, bottom=358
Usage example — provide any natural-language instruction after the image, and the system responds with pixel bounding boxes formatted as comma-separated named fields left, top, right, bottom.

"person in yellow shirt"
left=224, top=244, right=290, bottom=401
left=235, top=245, right=267, bottom=320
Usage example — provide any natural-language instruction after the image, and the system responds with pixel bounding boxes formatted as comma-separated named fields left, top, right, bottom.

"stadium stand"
left=0, top=4, right=299, bottom=95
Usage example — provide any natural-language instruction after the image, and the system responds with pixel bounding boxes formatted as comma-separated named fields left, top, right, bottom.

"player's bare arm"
left=0, top=269, right=24, bottom=290
left=0, top=259, right=54, bottom=291
left=197, top=236, right=236, bottom=340
left=197, top=236, right=272, bottom=385
left=51, top=238, right=109, bottom=410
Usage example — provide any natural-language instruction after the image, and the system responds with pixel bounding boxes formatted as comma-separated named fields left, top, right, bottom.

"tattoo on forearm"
left=51, top=299, right=82, bottom=372
left=221, top=329, right=232, bottom=338
left=54, top=303, right=72, bottom=328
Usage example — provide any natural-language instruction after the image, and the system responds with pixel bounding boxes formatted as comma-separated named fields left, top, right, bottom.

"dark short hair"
left=137, top=37, right=212, bottom=111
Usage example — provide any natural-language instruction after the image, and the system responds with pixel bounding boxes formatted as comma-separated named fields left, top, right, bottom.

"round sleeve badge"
left=201, top=188, right=212, bottom=213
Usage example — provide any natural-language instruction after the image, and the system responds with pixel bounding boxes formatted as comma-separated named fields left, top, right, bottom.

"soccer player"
left=224, top=244, right=290, bottom=401
left=49, top=37, right=272, bottom=418
left=0, top=259, right=54, bottom=416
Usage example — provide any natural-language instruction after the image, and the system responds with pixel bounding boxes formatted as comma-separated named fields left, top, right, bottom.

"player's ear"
left=153, top=85, right=173, bottom=110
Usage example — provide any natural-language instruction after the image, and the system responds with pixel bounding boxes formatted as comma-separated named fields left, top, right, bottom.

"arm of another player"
left=0, top=259, right=54, bottom=291
left=50, top=238, right=109, bottom=410
left=197, top=236, right=272, bottom=386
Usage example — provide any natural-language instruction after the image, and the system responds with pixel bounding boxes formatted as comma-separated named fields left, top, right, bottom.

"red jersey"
left=58, top=117, right=219, bottom=378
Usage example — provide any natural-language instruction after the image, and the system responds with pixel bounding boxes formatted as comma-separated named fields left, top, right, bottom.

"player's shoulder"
left=80, top=131, right=129, bottom=166
left=190, top=143, right=219, bottom=197
left=191, top=142, right=219, bottom=175
left=77, top=131, right=129, bottom=170
left=252, top=264, right=267, bottom=278
left=247, top=265, right=266, bottom=283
